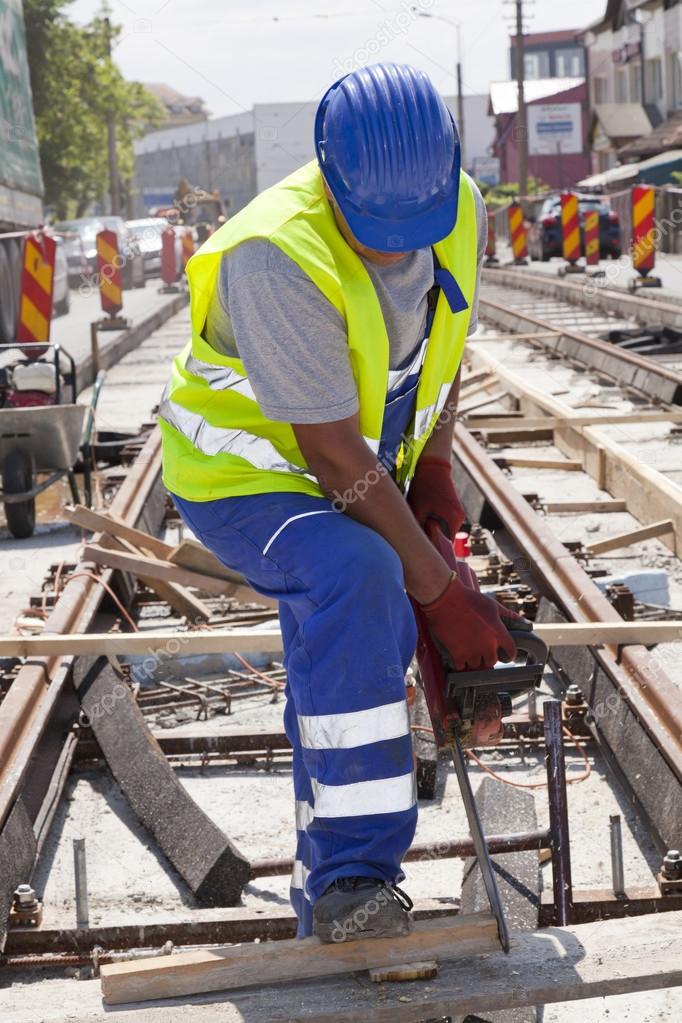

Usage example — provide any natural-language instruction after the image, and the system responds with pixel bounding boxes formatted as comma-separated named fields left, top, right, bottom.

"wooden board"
left=2, top=621, right=682, bottom=659
left=100, top=913, right=500, bottom=1004
left=495, top=456, right=583, bottom=471
left=585, top=518, right=675, bottom=555
left=543, top=499, right=628, bottom=513
left=105, top=536, right=212, bottom=623
left=98, top=911, right=682, bottom=1016
left=466, top=411, right=682, bottom=430
left=82, top=544, right=277, bottom=607
left=64, top=504, right=173, bottom=560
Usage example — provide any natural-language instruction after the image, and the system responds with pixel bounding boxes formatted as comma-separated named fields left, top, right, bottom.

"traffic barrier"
left=584, top=210, right=600, bottom=266
left=561, top=192, right=581, bottom=264
left=160, top=228, right=180, bottom=292
left=181, top=229, right=194, bottom=269
left=630, top=185, right=661, bottom=291
left=93, top=229, right=129, bottom=335
left=484, top=207, right=499, bottom=266
left=17, top=231, right=56, bottom=353
left=507, top=202, right=528, bottom=264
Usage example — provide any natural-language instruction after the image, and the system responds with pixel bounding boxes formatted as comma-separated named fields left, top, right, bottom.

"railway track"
left=0, top=289, right=681, bottom=1018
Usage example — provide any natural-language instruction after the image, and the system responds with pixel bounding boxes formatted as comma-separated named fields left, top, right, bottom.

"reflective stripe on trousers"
left=170, top=489, right=418, bottom=938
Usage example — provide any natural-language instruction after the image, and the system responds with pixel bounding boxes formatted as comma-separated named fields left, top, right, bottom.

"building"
left=142, top=83, right=209, bottom=128
left=132, top=95, right=495, bottom=219
left=510, top=28, right=586, bottom=80
left=489, top=78, right=591, bottom=189
left=582, top=0, right=682, bottom=171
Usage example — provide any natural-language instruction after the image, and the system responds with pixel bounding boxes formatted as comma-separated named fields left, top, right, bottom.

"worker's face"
left=323, top=182, right=410, bottom=266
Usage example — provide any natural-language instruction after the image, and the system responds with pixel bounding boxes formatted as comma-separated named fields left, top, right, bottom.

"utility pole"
left=456, top=23, right=466, bottom=173
left=104, top=16, right=121, bottom=216
left=515, top=0, right=528, bottom=197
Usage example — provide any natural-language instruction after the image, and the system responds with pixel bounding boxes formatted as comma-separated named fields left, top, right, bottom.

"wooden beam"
left=64, top=505, right=173, bottom=560
left=2, top=621, right=682, bottom=658
left=459, top=390, right=510, bottom=414
left=100, top=913, right=500, bottom=1005
left=544, top=499, right=628, bottom=514
left=466, top=343, right=682, bottom=557
left=168, top=539, right=244, bottom=584
left=98, top=911, right=682, bottom=1015
left=585, top=519, right=675, bottom=556
left=82, top=544, right=276, bottom=606
left=474, top=331, right=563, bottom=343
left=108, top=537, right=212, bottom=624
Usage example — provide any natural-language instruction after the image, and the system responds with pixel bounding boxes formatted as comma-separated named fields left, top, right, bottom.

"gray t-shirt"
left=205, top=182, right=487, bottom=424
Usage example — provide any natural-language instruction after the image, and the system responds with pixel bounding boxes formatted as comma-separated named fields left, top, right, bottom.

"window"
left=593, top=76, right=609, bottom=103
left=555, top=47, right=585, bottom=77
left=629, top=62, right=642, bottom=102
left=645, top=58, right=663, bottom=101
left=668, top=51, right=682, bottom=109
left=523, top=51, right=550, bottom=79
left=615, top=68, right=628, bottom=102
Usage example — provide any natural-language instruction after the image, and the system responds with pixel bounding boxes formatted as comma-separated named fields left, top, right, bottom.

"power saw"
left=412, top=526, right=548, bottom=952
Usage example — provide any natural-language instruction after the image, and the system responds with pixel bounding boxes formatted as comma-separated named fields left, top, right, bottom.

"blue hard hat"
left=315, top=62, right=461, bottom=253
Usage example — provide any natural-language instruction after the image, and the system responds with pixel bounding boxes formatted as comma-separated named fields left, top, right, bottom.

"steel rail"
left=0, top=428, right=163, bottom=833
left=478, top=294, right=682, bottom=406
left=483, top=265, right=682, bottom=334
left=453, top=423, right=682, bottom=782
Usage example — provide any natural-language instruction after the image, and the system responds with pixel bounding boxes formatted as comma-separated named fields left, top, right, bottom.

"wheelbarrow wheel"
left=2, top=449, right=36, bottom=539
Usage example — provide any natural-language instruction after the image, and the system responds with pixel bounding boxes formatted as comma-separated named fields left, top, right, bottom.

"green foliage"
left=23, top=1, right=164, bottom=217
left=477, top=176, right=550, bottom=208
left=671, top=171, right=682, bottom=186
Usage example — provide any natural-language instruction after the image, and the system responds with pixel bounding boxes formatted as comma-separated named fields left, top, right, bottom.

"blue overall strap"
left=433, top=265, right=469, bottom=314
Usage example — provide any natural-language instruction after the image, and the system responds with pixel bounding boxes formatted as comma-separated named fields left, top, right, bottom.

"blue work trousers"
left=171, top=491, right=418, bottom=937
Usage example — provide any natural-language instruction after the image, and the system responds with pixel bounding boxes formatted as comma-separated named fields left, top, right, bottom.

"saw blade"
left=449, top=735, right=510, bottom=953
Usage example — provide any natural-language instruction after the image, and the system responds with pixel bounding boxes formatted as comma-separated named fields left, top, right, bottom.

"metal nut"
left=662, top=849, right=682, bottom=879
left=14, top=883, right=37, bottom=906
left=565, top=684, right=584, bottom=706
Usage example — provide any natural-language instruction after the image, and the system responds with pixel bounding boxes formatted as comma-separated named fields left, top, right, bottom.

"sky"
left=67, top=0, right=605, bottom=117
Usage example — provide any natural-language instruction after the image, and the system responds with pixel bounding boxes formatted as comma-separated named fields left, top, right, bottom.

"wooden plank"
left=495, top=456, right=583, bottom=471
left=459, top=390, right=510, bottom=414
left=474, top=331, right=563, bottom=343
left=99, top=911, right=682, bottom=1015
left=100, top=913, right=500, bottom=1005
left=2, top=621, right=682, bottom=658
left=64, top=504, right=173, bottom=560
left=585, top=518, right=675, bottom=555
left=82, top=544, right=276, bottom=606
left=544, top=499, right=628, bottom=513
left=168, top=539, right=244, bottom=584
left=106, top=536, right=212, bottom=623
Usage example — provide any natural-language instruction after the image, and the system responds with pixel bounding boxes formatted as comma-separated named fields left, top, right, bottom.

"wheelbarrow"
left=0, top=343, right=103, bottom=539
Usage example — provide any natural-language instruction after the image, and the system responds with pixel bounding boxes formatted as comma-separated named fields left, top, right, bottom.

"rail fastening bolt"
left=662, top=849, right=682, bottom=880
left=565, top=684, right=584, bottom=706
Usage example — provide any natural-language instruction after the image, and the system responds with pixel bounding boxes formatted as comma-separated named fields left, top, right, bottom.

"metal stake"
left=544, top=699, right=573, bottom=925
left=73, top=838, right=89, bottom=928
left=610, top=814, right=626, bottom=897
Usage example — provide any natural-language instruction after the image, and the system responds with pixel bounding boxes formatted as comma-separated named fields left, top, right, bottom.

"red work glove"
left=418, top=573, right=517, bottom=672
left=425, top=519, right=480, bottom=593
left=407, top=456, right=466, bottom=539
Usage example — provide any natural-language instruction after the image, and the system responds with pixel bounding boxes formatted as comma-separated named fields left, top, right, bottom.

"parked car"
left=125, top=218, right=165, bottom=277
left=527, top=196, right=621, bottom=261
left=52, top=236, right=70, bottom=316
left=54, top=217, right=104, bottom=285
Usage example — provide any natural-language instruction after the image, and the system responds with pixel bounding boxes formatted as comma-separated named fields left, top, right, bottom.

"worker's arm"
left=406, top=369, right=465, bottom=538
left=292, top=416, right=450, bottom=604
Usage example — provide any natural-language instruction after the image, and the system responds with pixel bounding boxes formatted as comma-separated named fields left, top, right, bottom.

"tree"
left=23, top=1, right=164, bottom=217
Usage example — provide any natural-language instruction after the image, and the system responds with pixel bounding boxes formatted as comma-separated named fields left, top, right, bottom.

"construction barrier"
left=96, top=229, right=123, bottom=317
left=632, top=184, right=656, bottom=274
left=560, top=192, right=581, bottom=265
left=584, top=210, right=600, bottom=266
left=507, top=202, right=527, bottom=263
left=160, top=228, right=179, bottom=291
left=17, top=231, right=56, bottom=350
left=181, top=229, right=194, bottom=268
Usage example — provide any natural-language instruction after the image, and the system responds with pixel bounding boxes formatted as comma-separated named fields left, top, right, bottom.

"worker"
left=159, top=63, right=518, bottom=944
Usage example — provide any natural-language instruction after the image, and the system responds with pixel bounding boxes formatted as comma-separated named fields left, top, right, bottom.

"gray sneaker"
left=313, top=877, right=413, bottom=944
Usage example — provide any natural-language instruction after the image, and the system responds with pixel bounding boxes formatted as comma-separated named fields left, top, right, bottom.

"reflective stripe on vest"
left=159, top=160, right=478, bottom=503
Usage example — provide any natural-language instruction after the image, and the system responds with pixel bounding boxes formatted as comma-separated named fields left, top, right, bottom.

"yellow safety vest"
left=159, top=160, right=478, bottom=502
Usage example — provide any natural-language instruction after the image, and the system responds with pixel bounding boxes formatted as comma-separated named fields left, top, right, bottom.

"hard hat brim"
left=336, top=185, right=459, bottom=253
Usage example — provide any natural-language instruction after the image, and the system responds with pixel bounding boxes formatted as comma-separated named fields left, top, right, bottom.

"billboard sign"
left=528, top=103, right=582, bottom=156
left=472, top=156, right=500, bottom=186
